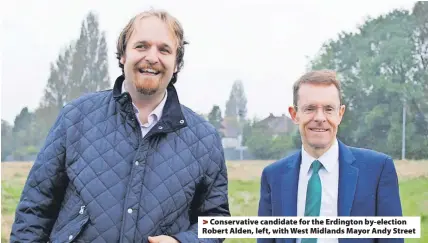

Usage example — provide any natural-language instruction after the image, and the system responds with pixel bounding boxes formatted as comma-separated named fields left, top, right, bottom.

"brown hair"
left=116, top=9, right=189, bottom=84
left=293, top=69, right=342, bottom=107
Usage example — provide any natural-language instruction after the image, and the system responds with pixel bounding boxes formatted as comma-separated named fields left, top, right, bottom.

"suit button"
left=135, top=161, right=139, bottom=166
left=128, top=208, right=133, bottom=214
left=69, top=235, right=73, bottom=240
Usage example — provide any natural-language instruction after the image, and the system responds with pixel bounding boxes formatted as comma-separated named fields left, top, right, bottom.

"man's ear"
left=289, top=106, right=299, bottom=125
left=337, top=104, right=346, bottom=124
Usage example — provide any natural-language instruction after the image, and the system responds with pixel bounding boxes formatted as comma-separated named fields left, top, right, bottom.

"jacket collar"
left=113, top=75, right=187, bottom=135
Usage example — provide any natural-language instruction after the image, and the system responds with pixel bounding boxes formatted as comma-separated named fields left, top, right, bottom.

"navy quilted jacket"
left=10, top=75, right=230, bottom=243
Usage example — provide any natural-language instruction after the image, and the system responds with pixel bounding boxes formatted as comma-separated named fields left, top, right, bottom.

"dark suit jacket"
left=257, top=140, right=403, bottom=243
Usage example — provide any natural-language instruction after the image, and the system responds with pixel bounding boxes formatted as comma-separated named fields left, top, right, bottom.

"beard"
left=123, top=61, right=172, bottom=96
left=136, top=85, right=158, bottom=95
left=137, top=87, right=157, bottom=95
left=135, top=78, right=160, bottom=95
left=134, top=73, right=161, bottom=96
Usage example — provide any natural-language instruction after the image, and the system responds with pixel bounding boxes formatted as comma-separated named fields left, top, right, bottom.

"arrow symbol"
left=203, top=220, right=208, bottom=224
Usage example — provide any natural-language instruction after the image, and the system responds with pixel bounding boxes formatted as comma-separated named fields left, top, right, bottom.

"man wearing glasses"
left=257, top=70, right=403, bottom=243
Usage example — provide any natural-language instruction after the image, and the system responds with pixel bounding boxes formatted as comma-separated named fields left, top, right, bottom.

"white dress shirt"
left=297, top=139, right=339, bottom=243
left=122, top=82, right=167, bottom=138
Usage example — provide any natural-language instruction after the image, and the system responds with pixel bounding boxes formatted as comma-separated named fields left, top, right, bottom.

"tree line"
left=207, top=1, right=428, bottom=160
left=2, top=12, right=110, bottom=161
left=2, top=2, right=427, bottom=161
left=310, top=1, right=428, bottom=159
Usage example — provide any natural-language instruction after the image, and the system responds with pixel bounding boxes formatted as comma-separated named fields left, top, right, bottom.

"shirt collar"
left=122, top=81, right=168, bottom=125
left=301, top=138, right=339, bottom=173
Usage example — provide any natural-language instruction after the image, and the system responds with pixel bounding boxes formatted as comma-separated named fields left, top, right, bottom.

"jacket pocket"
left=50, top=206, right=89, bottom=243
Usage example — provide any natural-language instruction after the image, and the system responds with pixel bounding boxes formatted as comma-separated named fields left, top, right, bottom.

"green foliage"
left=69, top=12, right=110, bottom=100
left=245, top=122, right=295, bottom=160
left=398, top=176, right=428, bottom=242
left=12, top=107, right=33, bottom=134
left=1, top=120, right=14, bottom=161
left=3, top=3, right=428, bottom=162
left=228, top=180, right=260, bottom=217
left=310, top=6, right=428, bottom=159
left=1, top=12, right=111, bottom=161
left=208, top=105, right=224, bottom=137
left=241, top=119, right=254, bottom=146
left=223, top=176, right=428, bottom=243
left=11, top=146, right=38, bottom=161
left=1, top=179, right=25, bottom=215
left=1, top=163, right=427, bottom=242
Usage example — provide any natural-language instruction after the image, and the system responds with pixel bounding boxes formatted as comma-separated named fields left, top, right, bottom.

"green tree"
left=244, top=121, right=294, bottom=159
left=310, top=6, right=428, bottom=159
left=5, top=11, right=113, bottom=160
left=1, top=120, right=14, bottom=160
left=207, top=105, right=224, bottom=137
left=411, top=1, right=428, bottom=140
left=36, top=11, right=111, bottom=146
left=38, top=44, right=75, bottom=132
left=42, top=45, right=73, bottom=110
left=9, top=107, right=39, bottom=159
left=12, top=107, right=33, bottom=135
left=69, top=12, right=111, bottom=100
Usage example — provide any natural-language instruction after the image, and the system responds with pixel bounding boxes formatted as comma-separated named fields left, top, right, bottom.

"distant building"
left=219, top=116, right=241, bottom=149
left=218, top=113, right=296, bottom=160
left=254, top=113, right=296, bottom=137
left=220, top=113, right=296, bottom=149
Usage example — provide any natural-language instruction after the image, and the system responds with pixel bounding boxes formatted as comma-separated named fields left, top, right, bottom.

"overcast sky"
left=1, top=0, right=416, bottom=124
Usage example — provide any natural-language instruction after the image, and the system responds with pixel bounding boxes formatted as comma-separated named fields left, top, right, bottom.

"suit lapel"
left=279, top=153, right=301, bottom=243
left=337, top=140, right=359, bottom=216
left=281, top=152, right=301, bottom=217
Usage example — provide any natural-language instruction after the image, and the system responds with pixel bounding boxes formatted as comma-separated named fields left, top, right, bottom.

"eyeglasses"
left=295, top=104, right=340, bottom=116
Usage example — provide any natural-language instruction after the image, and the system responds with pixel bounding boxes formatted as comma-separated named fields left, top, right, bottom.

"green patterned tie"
left=302, top=160, right=322, bottom=243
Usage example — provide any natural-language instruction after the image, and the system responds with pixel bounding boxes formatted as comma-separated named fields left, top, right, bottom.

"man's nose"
left=144, top=47, right=159, bottom=64
left=313, top=107, right=327, bottom=122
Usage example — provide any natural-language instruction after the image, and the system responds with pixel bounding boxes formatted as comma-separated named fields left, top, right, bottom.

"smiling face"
left=289, top=82, right=345, bottom=157
left=120, top=16, right=177, bottom=96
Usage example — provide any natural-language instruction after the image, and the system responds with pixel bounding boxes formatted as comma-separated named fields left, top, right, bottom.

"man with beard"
left=10, top=9, right=230, bottom=243
left=257, top=70, right=403, bottom=243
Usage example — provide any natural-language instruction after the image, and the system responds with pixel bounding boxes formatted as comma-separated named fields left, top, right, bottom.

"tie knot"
left=311, top=160, right=322, bottom=173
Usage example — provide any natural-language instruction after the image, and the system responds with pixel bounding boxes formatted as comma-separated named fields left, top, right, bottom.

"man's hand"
left=148, top=235, right=179, bottom=243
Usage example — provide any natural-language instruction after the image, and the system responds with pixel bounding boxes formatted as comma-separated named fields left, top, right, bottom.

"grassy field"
left=2, top=160, right=428, bottom=242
